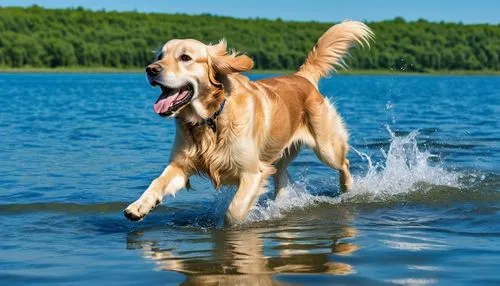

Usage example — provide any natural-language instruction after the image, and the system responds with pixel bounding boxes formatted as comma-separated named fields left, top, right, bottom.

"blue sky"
left=1, top=0, right=499, bottom=24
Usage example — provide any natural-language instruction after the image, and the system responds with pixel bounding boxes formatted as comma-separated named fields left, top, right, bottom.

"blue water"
left=0, top=73, right=499, bottom=285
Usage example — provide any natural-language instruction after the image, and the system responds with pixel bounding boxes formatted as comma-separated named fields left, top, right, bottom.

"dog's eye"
left=180, top=54, right=192, bottom=62
left=156, top=52, right=163, bottom=61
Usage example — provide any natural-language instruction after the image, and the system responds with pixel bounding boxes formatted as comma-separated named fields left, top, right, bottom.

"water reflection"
left=126, top=224, right=359, bottom=285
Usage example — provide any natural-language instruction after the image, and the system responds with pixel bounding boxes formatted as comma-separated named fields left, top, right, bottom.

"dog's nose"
left=145, top=63, right=163, bottom=76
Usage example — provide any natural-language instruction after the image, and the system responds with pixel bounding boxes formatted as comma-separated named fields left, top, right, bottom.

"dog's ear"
left=212, top=53, right=254, bottom=75
left=207, top=39, right=254, bottom=87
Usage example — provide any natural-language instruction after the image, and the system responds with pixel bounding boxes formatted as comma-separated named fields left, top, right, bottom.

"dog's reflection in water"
left=127, top=225, right=359, bottom=285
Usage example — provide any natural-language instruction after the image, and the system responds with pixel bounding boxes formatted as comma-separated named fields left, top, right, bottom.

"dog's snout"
left=146, top=63, right=163, bottom=76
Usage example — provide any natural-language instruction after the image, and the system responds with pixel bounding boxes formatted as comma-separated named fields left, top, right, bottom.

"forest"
left=0, top=6, right=499, bottom=72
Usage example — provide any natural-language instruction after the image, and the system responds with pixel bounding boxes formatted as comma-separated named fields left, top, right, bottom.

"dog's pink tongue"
left=153, top=95, right=176, bottom=114
left=153, top=89, right=190, bottom=114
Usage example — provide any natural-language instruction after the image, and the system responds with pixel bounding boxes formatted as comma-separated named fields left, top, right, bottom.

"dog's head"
left=146, top=39, right=253, bottom=121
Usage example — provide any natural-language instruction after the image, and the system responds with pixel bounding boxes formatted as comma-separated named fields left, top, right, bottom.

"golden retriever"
left=124, top=20, right=373, bottom=224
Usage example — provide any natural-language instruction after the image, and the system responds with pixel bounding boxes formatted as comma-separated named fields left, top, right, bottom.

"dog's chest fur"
left=184, top=124, right=243, bottom=188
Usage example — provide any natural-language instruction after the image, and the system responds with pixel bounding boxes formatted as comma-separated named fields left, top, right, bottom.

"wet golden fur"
left=124, top=21, right=374, bottom=224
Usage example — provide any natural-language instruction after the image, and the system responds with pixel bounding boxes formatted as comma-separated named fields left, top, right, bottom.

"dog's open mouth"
left=153, top=84, right=194, bottom=116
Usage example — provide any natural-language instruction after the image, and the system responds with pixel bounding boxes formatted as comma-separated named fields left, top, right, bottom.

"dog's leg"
left=273, top=144, right=301, bottom=199
left=225, top=171, right=267, bottom=225
left=124, top=164, right=188, bottom=221
left=313, top=136, right=353, bottom=193
left=307, top=97, right=353, bottom=192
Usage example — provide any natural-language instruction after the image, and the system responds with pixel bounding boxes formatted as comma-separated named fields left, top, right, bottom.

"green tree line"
left=0, top=6, right=499, bottom=71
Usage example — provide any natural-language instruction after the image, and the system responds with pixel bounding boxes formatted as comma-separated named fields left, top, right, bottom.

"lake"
left=0, top=73, right=499, bottom=285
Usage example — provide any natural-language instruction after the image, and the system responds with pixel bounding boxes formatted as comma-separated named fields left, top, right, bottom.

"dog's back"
left=257, top=75, right=317, bottom=125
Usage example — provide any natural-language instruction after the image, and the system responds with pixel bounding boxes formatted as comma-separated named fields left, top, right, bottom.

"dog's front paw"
left=124, top=199, right=158, bottom=221
left=123, top=203, right=146, bottom=221
left=124, top=189, right=164, bottom=221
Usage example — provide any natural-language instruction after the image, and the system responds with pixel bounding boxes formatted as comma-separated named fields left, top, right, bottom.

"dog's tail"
left=296, top=20, right=374, bottom=86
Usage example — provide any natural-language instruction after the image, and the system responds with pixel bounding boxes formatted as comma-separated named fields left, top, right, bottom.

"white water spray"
left=346, top=127, right=461, bottom=199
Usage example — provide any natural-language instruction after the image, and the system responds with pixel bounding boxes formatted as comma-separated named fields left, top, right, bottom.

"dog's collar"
left=188, top=99, right=226, bottom=132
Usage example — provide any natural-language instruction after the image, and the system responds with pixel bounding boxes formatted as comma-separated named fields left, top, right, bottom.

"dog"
left=124, top=20, right=373, bottom=224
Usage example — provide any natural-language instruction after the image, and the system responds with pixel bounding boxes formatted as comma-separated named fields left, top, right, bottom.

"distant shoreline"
left=2, top=7, right=499, bottom=73
left=0, top=67, right=499, bottom=76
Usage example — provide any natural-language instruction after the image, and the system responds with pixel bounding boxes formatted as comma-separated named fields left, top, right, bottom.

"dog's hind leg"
left=273, top=144, right=301, bottom=199
left=306, top=96, right=353, bottom=192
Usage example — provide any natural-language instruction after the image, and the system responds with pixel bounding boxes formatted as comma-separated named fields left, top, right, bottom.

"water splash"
left=247, top=128, right=463, bottom=223
left=247, top=180, right=340, bottom=222
left=346, top=127, right=462, bottom=200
